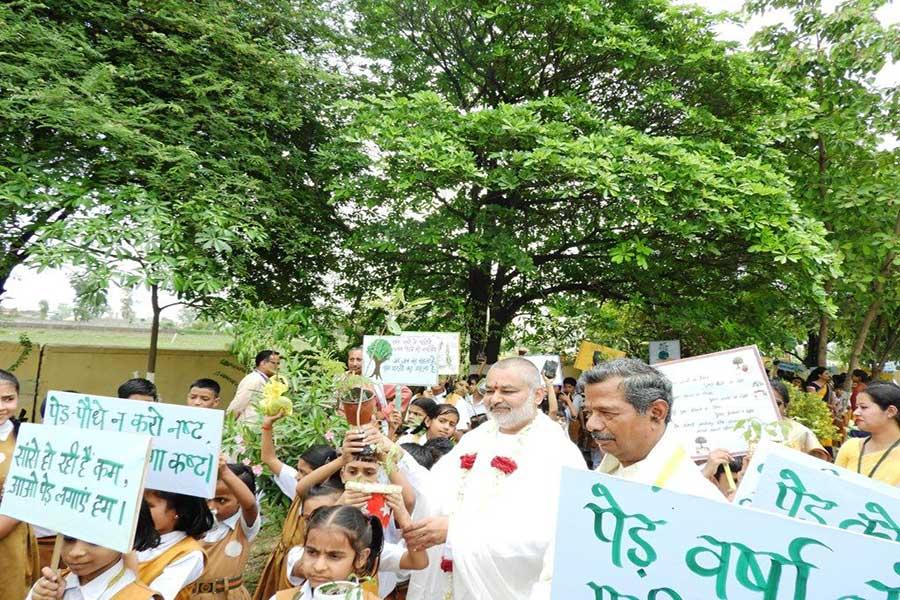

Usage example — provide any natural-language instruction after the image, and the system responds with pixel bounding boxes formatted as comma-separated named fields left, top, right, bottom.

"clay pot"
left=341, top=387, right=376, bottom=426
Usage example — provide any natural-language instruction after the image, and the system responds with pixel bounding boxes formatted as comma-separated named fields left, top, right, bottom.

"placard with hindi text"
left=43, top=391, right=223, bottom=497
left=0, top=423, right=150, bottom=553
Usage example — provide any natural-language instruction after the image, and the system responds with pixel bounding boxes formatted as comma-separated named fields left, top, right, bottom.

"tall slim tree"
left=748, top=0, right=899, bottom=373
left=10, top=0, right=344, bottom=376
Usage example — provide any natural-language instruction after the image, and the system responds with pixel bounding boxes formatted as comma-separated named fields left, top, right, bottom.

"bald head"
left=487, top=357, right=543, bottom=393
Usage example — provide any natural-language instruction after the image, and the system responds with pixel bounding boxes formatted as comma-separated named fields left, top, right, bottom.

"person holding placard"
left=138, top=491, right=214, bottom=600
left=186, top=380, right=222, bottom=410
left=118, top=378, right=159, bottom=402
left=0, top=369, right=41, bottom=600
left=27, top=503, right=162, bottom=600
left=193, top=458, right=260, bottom=600
left=835, top=381, right=900, bottom=485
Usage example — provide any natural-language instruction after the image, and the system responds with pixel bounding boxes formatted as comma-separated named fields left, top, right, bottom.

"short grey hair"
left=580, top=358, right=673, bottom=423
left=488, top=357, right=543, bottom=392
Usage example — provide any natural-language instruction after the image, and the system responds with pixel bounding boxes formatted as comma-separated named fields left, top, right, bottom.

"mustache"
left=590, top=432, right=616, bottom=441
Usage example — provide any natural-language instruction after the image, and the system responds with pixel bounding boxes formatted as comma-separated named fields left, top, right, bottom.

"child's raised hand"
left=218, top=452, right=229, bottom=475
left=262, top=410, right=286, bottom=429
left=339, top=489, right=371, bottom=511
left=31, top=567, right=64, bottom=600
left=386, top=490, right=411, bottom=529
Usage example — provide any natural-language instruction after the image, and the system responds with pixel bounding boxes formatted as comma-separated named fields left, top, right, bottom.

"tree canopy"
left=325, top=0, right=837, bottom=361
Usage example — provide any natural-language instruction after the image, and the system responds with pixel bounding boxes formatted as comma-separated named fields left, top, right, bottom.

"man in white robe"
left=531, top=358, right=723, bottom=599
left=403, top=357, right=585, bottom=600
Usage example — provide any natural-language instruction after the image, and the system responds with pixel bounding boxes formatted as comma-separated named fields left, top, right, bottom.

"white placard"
left=655, top=345, right=779, bottom=459
left=400, top=331, right=461, bottom=375
left=363, top=335, right=440, bottom=386
left=649, top=340, right=680, bottom=364
left=44, top=390, right=223, bottom=498
left=551, top=468, right=900, bottom=600
left=0, top=423, right=151, bottom=553
left=742, top=447, right=899, bottom=542
left=524, top=354, right=563, bottom=386
left=734, top=441, right=899, bottom=533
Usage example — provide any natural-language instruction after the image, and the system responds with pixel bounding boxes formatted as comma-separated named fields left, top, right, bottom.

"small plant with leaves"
left=733, top=418, right=793, bottom=449
left=786, top=386, right=839, bottom=443
left=362, top=287, right=431, bottom=335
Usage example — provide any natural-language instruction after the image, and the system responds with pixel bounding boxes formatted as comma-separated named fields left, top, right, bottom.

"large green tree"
left=747, top=0, right=899, bottom=373
left=4, top=0, right=344, bottom=374
left=325, top=0, right=835, bottom=361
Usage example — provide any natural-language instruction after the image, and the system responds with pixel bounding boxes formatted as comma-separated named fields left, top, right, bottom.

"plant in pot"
left=313, top=580, right=363, bottom=600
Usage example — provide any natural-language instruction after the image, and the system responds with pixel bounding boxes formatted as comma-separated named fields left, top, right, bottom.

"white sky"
left=2, top=0, right=897, bottom=319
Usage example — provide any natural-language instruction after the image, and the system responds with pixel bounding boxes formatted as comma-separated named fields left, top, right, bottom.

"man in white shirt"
left=227, top=350, right=280, bottom=424
left=403, top=357, right=585, bottom=600
left=531, top=358, right=723, bottom=599
left=584, top=359, right=724, bottom=500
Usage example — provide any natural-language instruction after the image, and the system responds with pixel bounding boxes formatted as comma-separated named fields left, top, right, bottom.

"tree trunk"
left=845, top=209, right=900, bottom=385
left=803, top=330, right=819, bottom=368
left=466, top=264, right=494, bottom=363
left=147, top=283, right=161, bottom=381
left=816, top=312, right=829, bottom=367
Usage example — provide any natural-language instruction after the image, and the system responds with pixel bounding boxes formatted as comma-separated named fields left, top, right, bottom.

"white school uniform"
left=284, top=542, right=408, bottom=597
left=26, top=559, right=146, bottom=600
left=272, top=464, right=299, bottom=501
left=136, top=531, right=205, bottom=600
left=268, top=582, right=313, bottom=600
left=204, top=507, right=261, bottom=544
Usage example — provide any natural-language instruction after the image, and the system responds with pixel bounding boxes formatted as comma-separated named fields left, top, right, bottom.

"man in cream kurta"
left=226, top=350, right=279, bottom=424
left=531, top=358, right=723, bottom=599
left=403, top=358, right=585, bottom=600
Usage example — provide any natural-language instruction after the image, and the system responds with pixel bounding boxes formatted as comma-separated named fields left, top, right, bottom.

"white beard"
left=488, top=394, right=538, bottom=430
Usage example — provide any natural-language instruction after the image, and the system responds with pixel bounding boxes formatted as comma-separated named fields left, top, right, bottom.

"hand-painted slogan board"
left=735, top=441, right=899, bottom=543
left=0, top=423, right=151, bottom=553
left=551, top=468, right=900, bottom=600
left=44, top=390, right=223, bottom=497
left=401, top=332, right=461, bottom=375
left=363, top=335, right=440, bottom=386
left=655, top=346, right=780, bottom=459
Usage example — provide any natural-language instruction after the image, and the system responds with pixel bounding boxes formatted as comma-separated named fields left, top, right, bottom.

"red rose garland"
left=442, top=425, right=530, bottom=596
left=490, top=456, right=517, bottom=475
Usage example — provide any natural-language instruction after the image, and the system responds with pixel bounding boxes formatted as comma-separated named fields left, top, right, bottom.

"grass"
left=0, top=325, right=232, bottom=350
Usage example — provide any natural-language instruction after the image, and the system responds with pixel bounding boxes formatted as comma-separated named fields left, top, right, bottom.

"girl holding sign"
left=0, top=369, right=41, bottom=600
left=192, top=457, right=260, bottom=600
left=26, top=503, right=162, bottom=600
left=138, top=491, right=214, bottom=600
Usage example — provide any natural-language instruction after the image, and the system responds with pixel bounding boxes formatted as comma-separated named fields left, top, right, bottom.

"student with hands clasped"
left=26, top=502, right=163, bottom=600
left=192, top=455, right=261, bottom=600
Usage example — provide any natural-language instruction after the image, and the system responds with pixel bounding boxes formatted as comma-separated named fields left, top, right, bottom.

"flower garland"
left=441, top=421, right=531, bottom=599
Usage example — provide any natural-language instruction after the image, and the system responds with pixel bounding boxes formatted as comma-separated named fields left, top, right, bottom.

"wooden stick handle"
left=723, top=463, right=737, bottom=493
left=50, top=533, right=63, bottom=571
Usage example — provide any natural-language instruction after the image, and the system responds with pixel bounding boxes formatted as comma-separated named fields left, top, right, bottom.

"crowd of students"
left=0, top=347, right=898, bottom=600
